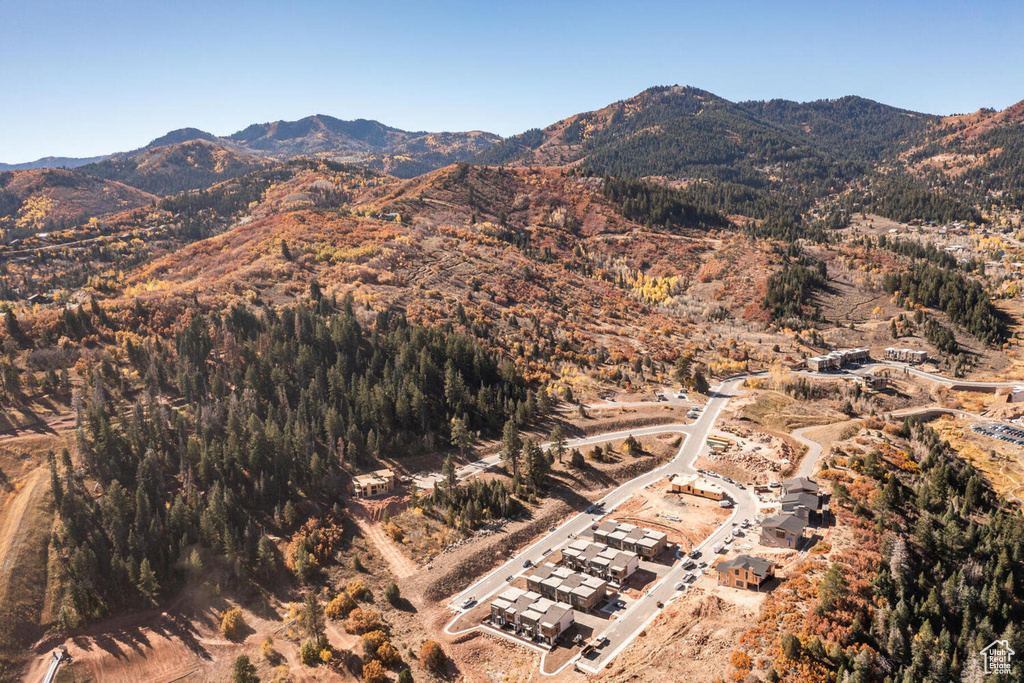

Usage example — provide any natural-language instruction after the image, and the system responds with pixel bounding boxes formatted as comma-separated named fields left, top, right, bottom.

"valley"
left=1, top=84, right=1023, bottom=683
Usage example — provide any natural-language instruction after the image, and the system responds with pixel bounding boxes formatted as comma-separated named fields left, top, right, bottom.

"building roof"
left=782, top=477, right=819, bottom=495
left=593, top=520, right=667, bottom=548
left=717, top=555, right=776, bottom=578
left=353, top=468, right=395, bottom=487
left=782, top=492, right=821, bottom=511
left=526, top=564, right=608, bottom=601
left=671, top=474, right=725, bottom=495
left=761, top=514, right=807, bottom=535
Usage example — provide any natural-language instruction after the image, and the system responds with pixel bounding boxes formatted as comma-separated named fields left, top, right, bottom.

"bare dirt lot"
left=610, top=482, right=730, bottom=552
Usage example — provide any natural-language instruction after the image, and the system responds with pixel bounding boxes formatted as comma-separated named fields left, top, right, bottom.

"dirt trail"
left=0, top=467, right=48, bottom=604
left=0, top=412, right=76, bottom=442
left=353, top=518, right=418, bottom=579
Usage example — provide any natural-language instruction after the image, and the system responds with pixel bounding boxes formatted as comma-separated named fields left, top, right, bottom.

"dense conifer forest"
left=47, top=290, right=539, bottom=625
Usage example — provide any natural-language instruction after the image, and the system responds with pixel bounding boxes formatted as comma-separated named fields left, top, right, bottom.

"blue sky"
left=2, top=0, right=1023, bottom=162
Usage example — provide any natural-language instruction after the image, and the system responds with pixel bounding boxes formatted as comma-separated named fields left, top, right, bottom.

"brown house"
left=716, top=555, right=777, bottom=590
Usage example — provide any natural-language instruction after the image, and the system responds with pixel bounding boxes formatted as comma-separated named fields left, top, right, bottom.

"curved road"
left=439, top=360, right=1006, bottom=674
left=444, top=378, right=758, bottom=675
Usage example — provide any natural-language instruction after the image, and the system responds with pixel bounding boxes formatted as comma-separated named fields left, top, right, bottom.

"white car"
left=461, top=597, right=476, bottom=609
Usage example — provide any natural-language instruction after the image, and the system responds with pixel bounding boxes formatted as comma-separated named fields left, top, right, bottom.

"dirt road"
left=0, top=468, right=47, bottom=599
left=354, top=517, right=418, bottom=579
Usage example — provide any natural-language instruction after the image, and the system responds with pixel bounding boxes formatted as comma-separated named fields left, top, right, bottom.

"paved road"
left=418, top=360, right=1000, bottom=491
left=809, top=361, right=1020, bottom=390
left=442, top=360, right=1004, bottom=674
left=444, top=378, right=755, bottom=674
left=792, top=426, right=826, bottom=480
left=415, top=395, right=694, bottom=492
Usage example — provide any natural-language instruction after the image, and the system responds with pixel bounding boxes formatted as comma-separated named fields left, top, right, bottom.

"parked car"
left=461, top=597, right=476, bottom=609
left=522, top=559, right=533, bottom=568
left=719, top=499, right=733, bottom=508
left=674, top=581, right=685, bottom=590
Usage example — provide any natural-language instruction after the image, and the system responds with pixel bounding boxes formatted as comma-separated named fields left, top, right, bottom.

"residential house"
left=759, top=514, right=807, bottom=549
left=351, top=469, right=396, bottom=498
left=716, top=555, right=777, bottom=590
left=781, top=492, right=821, bottom=522
left=782, top=477, right=819, bottom=496
left=780, top=476, right=822, bottom=523
left=670, top=473, right=725, bottom=500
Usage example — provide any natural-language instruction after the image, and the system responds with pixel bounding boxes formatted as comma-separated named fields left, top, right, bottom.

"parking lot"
left=971, top=422, right=1024, bottom=446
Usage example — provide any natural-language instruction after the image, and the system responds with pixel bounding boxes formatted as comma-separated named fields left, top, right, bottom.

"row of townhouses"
left=489, top=588, right=574, bottom=645
left=591, top=520, right=669, bottom=558
left=806, top=348, right=870, bottom=372
left=525, top=563, right=609, bottom=611
left=561, top=539, right=640, bottom=585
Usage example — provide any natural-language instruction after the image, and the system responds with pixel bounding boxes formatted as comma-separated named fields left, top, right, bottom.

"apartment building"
left=525, top=563, right=608, bottom=611
left=807, top=348, right=870, bottom=372
left=592, top=520, right=669, bottom=558
left=489, top=587, right=574, bottom=645
left=561, top=539, right=640, bottom=585
left=884, top=347, right=928, bottom=364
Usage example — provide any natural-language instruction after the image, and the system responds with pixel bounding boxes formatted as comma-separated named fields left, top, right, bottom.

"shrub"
left=300, top=638, right=320, bottom=666
left=231, top=655, right=259, bottom=683
left=418, top=640, right=446, bottom=672
left=220, top=607, right=246, bottom=640
left=383, top=521, right=405, bottom=542
left=326, top=593, right=357, bottom=619
left=384, top=581, right=400, bottom=606
left=345, top=608, right=383, bottom=635
left=397, top=668, right=413, bottom=683
left=347, top=578, right=370, bottom=601
left=729, top=650, right=752, bottom=671
left=362, top=660, right=387, bottom=683
left=377, top=642, right=400, bottom=667
left=261, top=636, right=280, bottom=663
left=362, top=630, right=389, bottom=658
